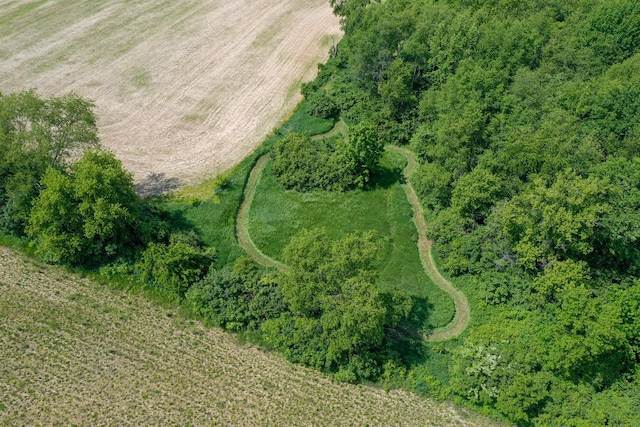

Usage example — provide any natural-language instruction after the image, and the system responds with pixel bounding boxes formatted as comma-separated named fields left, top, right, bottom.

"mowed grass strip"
left=247, top=150, right=454, bottom=330
left=0, top=247, right=500, bottom=427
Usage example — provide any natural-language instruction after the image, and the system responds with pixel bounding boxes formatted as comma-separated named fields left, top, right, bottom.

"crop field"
left=0, top=247, right=502, bottom=426
left=0, top=0, right=341, bottom=191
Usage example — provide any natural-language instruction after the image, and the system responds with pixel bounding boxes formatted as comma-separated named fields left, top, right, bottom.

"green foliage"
left=451, top=301, right=632, bottom=424
left=72, top=150, right=140, bottom=253
left=314, top=0, right=640, bottom=422
left=612, top=281, right=640, bottom=360
left=450, top=166, right=504, bottom=222
left=410, top=162, right=452, bottom=211
left=26, top=168, right=82, bottom=264
left=530, top=259, right=589, bottom=305
left=262, top=229, right=412, bottom=380
left=186, top=258, right=285, bottom=331
left=306, top=90, right=338, bottom=119
left=270, top=127, right=383, bottom=192
left=578, top=53, right=640, bottom=157
left=494, top=170, right=610, bottom=271
left=135, top=232, right=215, bottom=299
left=0, top=89, right=98, bottom=166
left=346, top=121, right=384, bottom=187
left=27, top=149, right=140, bottom=265
left=592, top=157, right=640, bottom=273
left=587, top=0, right=640, bottom=65
left=0, top=90, right=99, bottom=234
left=378, top=58, right=418, bottom=119
left=548, top=286, right=631, bottom=382
left=270, top=132, right=351, bottom=191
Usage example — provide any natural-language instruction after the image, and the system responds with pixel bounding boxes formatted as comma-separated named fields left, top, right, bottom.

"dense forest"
left=2, top=0, right=640, bottom=424
left=302, top=0, right=640, bottom=424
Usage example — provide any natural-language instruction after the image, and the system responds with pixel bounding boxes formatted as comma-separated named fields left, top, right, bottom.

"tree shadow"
left=403, top=296, right=435, bottom=336
left=382, top=296, right=434, bottom=367
left=370, top=165, right=403, bottom=190
left=135, top=172, right=182, bottom=197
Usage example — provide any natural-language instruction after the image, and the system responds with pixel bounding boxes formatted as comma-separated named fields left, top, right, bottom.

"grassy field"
left=246, top=149, right=455, bottom=331
left=0, top=247, right=501, bottom=426
left=0, top=0, right=341, bottom=190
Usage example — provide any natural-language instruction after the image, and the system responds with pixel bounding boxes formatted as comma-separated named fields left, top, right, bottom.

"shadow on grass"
left=370, top=165, right=404, bottom=190
left=382, top=295, right=444, bottom=372
left=403, top=295, right=436, bottom=335
left=384, top=304, right=432, bottom=368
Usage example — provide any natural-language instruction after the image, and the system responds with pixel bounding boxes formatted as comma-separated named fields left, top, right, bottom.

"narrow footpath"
left=386, top=145, right=470, bottom=341
left=235, top=154, right=288, bottom=272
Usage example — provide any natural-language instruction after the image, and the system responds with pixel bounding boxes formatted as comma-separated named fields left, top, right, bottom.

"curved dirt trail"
left=386, top=145, right=470, bottom=341
left=236, top=154, right=288, bottom=272
left=236, top=146, right=470, bottom=341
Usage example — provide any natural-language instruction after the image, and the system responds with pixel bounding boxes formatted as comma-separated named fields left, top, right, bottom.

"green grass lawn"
left=248, top=149, right=454, bottom=331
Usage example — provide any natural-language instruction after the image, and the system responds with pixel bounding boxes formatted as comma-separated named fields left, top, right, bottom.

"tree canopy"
left=0, top=90, right=99, bottom=234
left=304, top=0, right=640, bottom=422
left=262, top=228, right=412, bottom=381
left=27, top=149, right=141, bottom=265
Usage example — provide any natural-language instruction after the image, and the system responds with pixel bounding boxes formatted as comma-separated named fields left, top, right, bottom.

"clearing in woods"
left=0, top=0, right=342, bottom=192
left=0, top=2, right=493, bottom=425
left=236, top=146, right=470, bottom=340
left=0, top=247, right=502, bottom=426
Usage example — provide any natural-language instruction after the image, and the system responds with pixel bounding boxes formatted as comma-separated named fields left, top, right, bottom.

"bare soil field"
left=0, top=247, right=502, bottom=426
left=0, top=0, right=341, bottom=192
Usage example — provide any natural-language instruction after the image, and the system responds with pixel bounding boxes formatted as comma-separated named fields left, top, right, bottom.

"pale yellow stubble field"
left=0, top=0, right=341, bottom=189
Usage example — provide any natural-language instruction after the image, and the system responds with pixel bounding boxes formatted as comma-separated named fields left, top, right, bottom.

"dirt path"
left=0, top=0, right=341, bottom=193
left=236, top=154, right=288, bottom=272
left=236, top=145, right=470, bottom=340
left=386, top=145, right=470, bottom=341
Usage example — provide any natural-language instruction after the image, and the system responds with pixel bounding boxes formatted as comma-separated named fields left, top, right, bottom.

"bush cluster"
left=270, top=124, right=383, bottom=192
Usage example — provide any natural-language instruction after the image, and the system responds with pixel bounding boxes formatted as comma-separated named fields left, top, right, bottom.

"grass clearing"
left=0, top=247, right=501, bottom=426
left=247, top=149, right=454, bottom=331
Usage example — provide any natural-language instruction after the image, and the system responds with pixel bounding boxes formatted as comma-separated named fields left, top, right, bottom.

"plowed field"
left=0, top=247, right=501, bottom=426
left=0, top=0, right=341, bottom=192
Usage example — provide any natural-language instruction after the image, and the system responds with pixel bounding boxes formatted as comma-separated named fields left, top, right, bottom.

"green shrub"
left=306, top=90, right=339, bottom=119
left=135, top=234, right=215, bottom=299
left=270, top=133, right=355, bottom=191
left=27, top=149, right=141, bottom=265
left=270, top=127, right=383, bottom=192
left=186, top=258, right=285, bottom=331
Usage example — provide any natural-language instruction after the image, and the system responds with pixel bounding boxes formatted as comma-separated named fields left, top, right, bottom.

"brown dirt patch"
left=0, top=0, right=341, bottom=192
